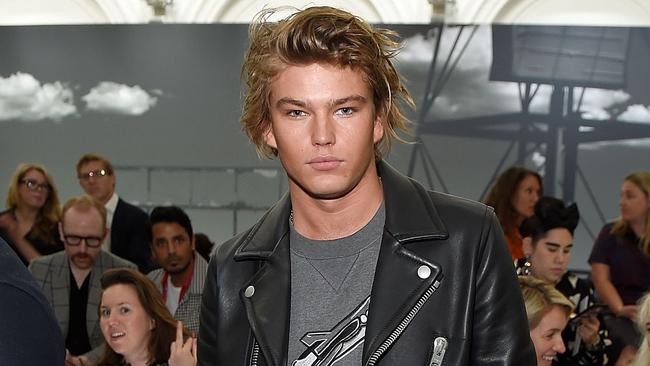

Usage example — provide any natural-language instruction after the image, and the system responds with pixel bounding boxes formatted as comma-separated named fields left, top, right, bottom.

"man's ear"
left=373, top=113, right=384, bottom=144
left=58, top=222, right=65, bottom=243
left=522, top=237, right=534, bottom=258
left=263, top=123, right=277, bottom=150
left=191, top=234, right=196, bottom=251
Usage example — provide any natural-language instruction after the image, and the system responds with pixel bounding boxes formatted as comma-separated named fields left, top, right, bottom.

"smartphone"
left=569, top=304, right=611, bottom=324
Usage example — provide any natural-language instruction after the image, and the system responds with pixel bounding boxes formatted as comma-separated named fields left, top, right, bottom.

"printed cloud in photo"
left=83, top=82, right=158, bottom=115
left=0, top=72, right=76, bottom=122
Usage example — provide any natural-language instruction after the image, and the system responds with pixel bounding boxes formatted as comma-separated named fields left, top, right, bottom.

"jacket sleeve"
left=198, top=256, right=220, bottom=366
left=472, top=210, right=537, bottom=365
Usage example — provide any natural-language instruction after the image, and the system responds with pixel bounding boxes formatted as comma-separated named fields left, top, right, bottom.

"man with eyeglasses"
left=29, top=195, right=136, bottom=366
left=76, top=153, right=153, bottom=273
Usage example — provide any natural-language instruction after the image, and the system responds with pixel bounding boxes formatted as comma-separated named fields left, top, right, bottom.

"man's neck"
left=289, top=170, right=384, bottom=240
left=69, top=262, right=91, bottom=288
left=169, top=263, right=193, bottom=287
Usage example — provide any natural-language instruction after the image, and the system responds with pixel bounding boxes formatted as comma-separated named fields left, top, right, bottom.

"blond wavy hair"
left=519, top=276, right=574, bottom=329
left=5, top=163, right=61, bottom=243
left=632, top=291, right=650, bottom=366
left=240, top=6, right=414, bottom=159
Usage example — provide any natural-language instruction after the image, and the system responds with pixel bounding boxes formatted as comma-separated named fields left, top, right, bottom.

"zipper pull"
left=429, top=336, right=448, bottom=366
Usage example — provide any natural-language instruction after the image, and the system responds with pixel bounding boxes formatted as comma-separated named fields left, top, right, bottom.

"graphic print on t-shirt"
left=292, top=296, right=370, bottom=366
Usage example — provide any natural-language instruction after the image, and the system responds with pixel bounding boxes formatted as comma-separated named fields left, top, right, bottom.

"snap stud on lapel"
left=244, top=285, right=255, bottom=298
left=417, top=265, right=431, bottom=279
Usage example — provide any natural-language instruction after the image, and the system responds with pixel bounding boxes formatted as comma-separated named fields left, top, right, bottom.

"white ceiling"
left=1, top=0, right=650, bottom=25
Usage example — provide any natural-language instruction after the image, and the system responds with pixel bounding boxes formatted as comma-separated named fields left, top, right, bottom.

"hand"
left=168, top=321, right=197, bottom=366
left=577, top=315, right=600, bottom=345
left=65, top=350, right=88, bottom=366
left=617, top=305, right=638, bottom=322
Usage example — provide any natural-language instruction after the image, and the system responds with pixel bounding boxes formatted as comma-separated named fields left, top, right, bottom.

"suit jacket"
left=29, top=250, right=136, bottom=365
left=0, top=237, right=65, bottom=366
left=148, top=253, right=209, bottom=334
left=111, top=198, right=154, bottom=273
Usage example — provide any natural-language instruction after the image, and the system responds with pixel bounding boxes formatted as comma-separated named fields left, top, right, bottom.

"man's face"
left=264, top=63, right=383, bottom=200
left=60, top=206, right=106, bottom=270
left=151, top=222, right=195, bottom=275
left=78, top=160, right=115, bottom=204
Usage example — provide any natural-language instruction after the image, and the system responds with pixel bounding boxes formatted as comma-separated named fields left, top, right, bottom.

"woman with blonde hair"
left=631, top=292, right=650, bottom=366
left=0, top=163, right=63, bottom=264
left=590, top=171, right=650, bottom=366
left=519, top=276, right=575, bottom=366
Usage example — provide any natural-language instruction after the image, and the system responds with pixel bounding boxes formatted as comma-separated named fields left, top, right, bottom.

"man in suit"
left=76, top=153, right=154, bottom=272
left=147, top=206, right=208, bottom=334
left=0, top=237, right=65, bottom=365
left=30, top=195, right=136, bottom=366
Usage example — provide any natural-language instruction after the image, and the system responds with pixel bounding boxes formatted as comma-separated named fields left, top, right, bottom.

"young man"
left=199, top=7, right=536, bottom=366
left=29, top=195, right=136, bottom=366
left=147, top=206, right=208, bottom=334
left=76, top=153, right=154, bottom=272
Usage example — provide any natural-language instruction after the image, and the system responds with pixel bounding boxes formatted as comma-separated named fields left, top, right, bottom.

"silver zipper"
left=365, top=278, right=442, bottom=366
left=250, top=339, right=260, bottom=366
left=429, top=336, right=448, bottom=366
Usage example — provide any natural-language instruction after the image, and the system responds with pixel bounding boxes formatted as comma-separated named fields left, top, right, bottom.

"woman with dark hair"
left=98, top=268, right=196, bottom=366
left=518, top=196, right=608, bottom=365
left=0, top=163, right=63, bottom=264
left=484, top=166, right=542, bottom=260
left=590, top=171, right=650, bottom=366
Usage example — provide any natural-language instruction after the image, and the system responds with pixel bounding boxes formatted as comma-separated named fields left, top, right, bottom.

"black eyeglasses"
left=20, top=179, right=51, bottom=192
left=78, top=169, right=111, bottom=181
left=63, top=234, right=103, bottom=248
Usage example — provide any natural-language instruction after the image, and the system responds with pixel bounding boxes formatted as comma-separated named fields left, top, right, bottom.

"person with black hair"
left=147, top=206, right=208, bottom=334
left=518, top=196, right=609, bottom=365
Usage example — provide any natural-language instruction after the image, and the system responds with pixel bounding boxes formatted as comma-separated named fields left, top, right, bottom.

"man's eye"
left=288, top=110, right=305, bottom=117
left=336, top=107, right=354, bottom=115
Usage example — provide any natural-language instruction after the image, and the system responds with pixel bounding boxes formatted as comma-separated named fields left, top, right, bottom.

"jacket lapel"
left=52, top=253, right=71, bottom=337
left=362, top=162, right=448, bottom=364
left=235, top=195, right=292, bottom=366
left=87, top=252, right=107, bottom=346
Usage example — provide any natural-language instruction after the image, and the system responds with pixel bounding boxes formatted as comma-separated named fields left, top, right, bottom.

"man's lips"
left=308, top=156, right=342, bottom=171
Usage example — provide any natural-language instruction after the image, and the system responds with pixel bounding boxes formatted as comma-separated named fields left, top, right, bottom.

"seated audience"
left=0, top=237, right=65, bottom=365
left=76, top=153, right=154, bottom=272
left=98, top=268, right=196, bottom=366
left=519, top=275, right=575, bottom=366
left=631, top=292, right=650, bottom=366
left=0, top=163, right=63, bottom=264
left=518, top=196, right=608, bottom=365
left=484, top=166, right=542, bottom=260
left=29, top=195, right=136, bottom=366
left=589, top=171, right=650, bottom=366
left=193, top=232, right=214, bottom=261
left=147, top=206, right=208, bottom=334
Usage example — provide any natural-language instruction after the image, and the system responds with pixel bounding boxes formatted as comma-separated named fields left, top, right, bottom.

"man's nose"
left=311, top=115, right=335, bottom=146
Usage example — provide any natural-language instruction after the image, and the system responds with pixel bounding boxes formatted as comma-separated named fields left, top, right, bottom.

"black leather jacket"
left=198, top=162, right=536, bottom=365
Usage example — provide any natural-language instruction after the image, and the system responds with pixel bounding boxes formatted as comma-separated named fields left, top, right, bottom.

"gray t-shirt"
left=287, top=204, right=385, bottom=366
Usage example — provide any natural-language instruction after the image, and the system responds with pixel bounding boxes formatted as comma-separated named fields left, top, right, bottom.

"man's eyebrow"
left=276, top=97, right=307, bottom=108
left=330, top=95, right=367, bottom=107
left=275, top=95, right=368, bottom=109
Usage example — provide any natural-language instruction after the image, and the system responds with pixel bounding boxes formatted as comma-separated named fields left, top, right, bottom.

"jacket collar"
left=234, top=160, right=447, bottom=260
